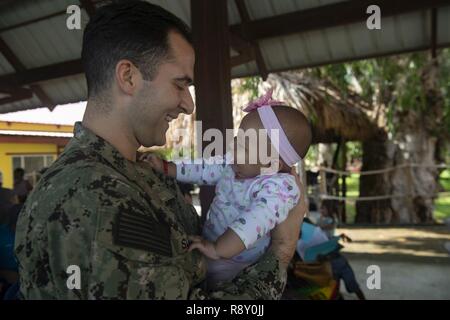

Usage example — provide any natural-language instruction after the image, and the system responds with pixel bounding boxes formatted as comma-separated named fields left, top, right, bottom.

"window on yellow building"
left=12, top=155, right=55, bottom=186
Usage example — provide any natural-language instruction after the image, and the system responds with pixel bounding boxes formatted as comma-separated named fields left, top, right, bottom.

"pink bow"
left=243, top=88, right=285, bottom=112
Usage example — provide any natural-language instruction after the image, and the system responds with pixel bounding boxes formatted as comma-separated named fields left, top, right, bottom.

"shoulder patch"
left=113, top=209, right=172, bottom=257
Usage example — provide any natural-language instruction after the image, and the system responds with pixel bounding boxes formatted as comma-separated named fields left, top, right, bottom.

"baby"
left=145, top=89, right=312, bottom=289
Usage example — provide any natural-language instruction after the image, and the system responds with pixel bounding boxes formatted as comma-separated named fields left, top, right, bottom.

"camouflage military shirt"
left=15, top=122, right=286, bottom=299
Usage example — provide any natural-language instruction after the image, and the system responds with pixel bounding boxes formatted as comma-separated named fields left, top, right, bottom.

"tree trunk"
left=389, top=116, right=438, bottom=223
left=355, top=135, right=394, bottom=223
left=356, top=56, right=443, bottom=224
left=356, top=119, right=439, bottom=224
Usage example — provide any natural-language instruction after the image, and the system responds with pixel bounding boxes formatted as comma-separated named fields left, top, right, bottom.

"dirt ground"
left=336, top=225, right=450, bottom=300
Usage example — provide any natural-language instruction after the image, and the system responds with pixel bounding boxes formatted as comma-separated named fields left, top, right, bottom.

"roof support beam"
left=234, top=0, right=268, bottom=80
left=79, top=0, right=96, bottom=17
left=0, top=36, right=55, bottom=109
left=431, top=8, right=438, bottom=59
left=230, top=0, right=450, bottom=42
left=0, top=59, right=83, bottom=88
left=191, top=0, right=233, bottom=221
left=230, top=47, right=255, bottom=67
left=0, top=87, right=33, bottom=105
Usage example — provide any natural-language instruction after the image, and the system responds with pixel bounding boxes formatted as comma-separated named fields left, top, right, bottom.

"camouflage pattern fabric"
left=14, top=122, right=286, bottom=299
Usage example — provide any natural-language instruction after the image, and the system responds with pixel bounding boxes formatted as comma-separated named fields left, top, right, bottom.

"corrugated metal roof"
left=0, top=0, right=449, bottom=113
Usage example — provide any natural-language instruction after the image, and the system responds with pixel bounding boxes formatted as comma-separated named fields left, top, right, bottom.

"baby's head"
left=232, top=105, right=312, bottom=179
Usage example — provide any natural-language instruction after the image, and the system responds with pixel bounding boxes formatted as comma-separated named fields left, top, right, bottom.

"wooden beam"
left=240, top=41, right=450, bottom=79
left=234, top=0, right=268, bottom=80
left=191, top=0, right=233, bottom=220
left=229, top=33, right=251, bottom=53
left=79, top=0, right=96, bottom=18
left=230, top=48, right=255, bottom=67
left=431, top=8, right=438, bottom=59
left=230, top=0, right=450, bottom=42
left=0, top=89, right=33, bottom=105
left=0, top=59, right=83, bottom=88
left=0, top=36, right=55, bottom=109
left=0, top=87, right=31, bottom=95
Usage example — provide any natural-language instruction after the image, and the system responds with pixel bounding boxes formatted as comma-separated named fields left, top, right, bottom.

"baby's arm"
left=189, top=228, right=246, bottom=260
left=140, top=153, right=228, bottom=185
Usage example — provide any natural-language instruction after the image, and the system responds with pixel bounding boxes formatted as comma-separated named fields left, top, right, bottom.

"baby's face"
left=230, top=114, right=280, bottom=179
left=231, top=136, right=272, bottom=179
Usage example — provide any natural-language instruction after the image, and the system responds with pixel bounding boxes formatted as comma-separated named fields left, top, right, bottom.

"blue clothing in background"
left=0, top=224, right=18, bottom=271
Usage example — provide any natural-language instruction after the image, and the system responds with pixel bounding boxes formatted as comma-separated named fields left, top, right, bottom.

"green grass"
left=435, top=169, right=450, bottom=221
left=343, top=174, right=358, bottom=223
left=339, top=170, right=450, bottom=223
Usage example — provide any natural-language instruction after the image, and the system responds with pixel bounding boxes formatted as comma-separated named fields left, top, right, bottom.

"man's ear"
left=115, top=59, right=141, bottom=95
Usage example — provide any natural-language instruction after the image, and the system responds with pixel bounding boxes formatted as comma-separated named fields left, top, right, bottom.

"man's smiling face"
left=130, top=31, right=195, bottom=147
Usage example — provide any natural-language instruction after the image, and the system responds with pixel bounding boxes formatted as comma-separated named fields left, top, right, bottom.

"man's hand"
left=139, top=153, right=176, bottom=177
left=270, top=167, right=307, bottom=268
left=139, top=153, right=164, bottom=172
left=188, top=236, right=221, bottom=260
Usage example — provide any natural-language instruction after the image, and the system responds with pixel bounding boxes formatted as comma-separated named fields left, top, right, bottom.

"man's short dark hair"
left=81, top=0, right=192, bottom=99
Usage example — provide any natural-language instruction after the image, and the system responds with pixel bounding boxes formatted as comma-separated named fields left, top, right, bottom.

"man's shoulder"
left=42, top=145, right=127, bottom=185
left=26, top=150, right=136, bottom=215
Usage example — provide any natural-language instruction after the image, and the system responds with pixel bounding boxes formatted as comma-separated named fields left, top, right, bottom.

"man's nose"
left=180, top=88, right=195, bottom=115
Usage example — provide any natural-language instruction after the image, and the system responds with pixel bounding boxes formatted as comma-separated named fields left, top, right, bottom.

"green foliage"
left=315, top=50, right=450, bottom=139
left=439, top=49, right=450, bottom=136
left=151, top=147, right=197, bottom=161
left=151, top=148, right=173, bottom=160
left=237, top=77, right=262, bottom=99
left=304, top=144, right=319, bottom=166
left=346, top=141, right=362, bottom=161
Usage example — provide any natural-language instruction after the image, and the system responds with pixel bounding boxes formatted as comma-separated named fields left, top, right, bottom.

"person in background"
left=318, top=202, right=338, bottom=238
left=13, top=168, right=32, bottom=204
left=298, top=218, right=365, bottom=300
left=0, top=171, right=18, bottom=226
left=0, top=203, right=21, bottom=300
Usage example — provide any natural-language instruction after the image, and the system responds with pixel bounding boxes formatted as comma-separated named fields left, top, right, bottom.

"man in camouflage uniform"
left=15, top=1, right=305, bottom=299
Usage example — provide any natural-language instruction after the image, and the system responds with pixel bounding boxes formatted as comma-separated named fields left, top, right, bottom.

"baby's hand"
left=139, top=153, right=165, bottom=173
left=188, top=236, right=221, bottom=260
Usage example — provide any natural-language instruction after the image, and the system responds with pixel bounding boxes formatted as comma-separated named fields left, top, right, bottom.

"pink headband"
left=244, top=89, right=302, bottom=167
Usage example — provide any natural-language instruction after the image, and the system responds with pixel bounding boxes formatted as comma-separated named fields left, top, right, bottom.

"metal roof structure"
left=0, top=0, right=449, bottom=114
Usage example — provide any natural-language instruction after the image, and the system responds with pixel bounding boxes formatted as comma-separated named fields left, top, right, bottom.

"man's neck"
left=82, top=103, right=139, bottom=162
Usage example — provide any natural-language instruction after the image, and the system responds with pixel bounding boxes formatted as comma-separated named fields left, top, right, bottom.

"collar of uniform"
left=73, top=122, right=174, bottom=206
left=73, top=122, right=140, bottom=181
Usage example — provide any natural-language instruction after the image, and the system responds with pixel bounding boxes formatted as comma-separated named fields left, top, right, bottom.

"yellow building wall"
left=0, top=143, right=58, bottom=189
left=0, top=121, right=73, bottom=133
